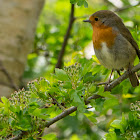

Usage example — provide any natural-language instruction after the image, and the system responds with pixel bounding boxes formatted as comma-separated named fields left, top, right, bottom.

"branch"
left=48, top=93, right=65, bottom=110
left=105, top=63, right=140, bottom=91
left=45, top=106, right=77, bottom=127
left=45, top=94, right=102, bottom=128
left=0, top=61, right=18, bottom=91
left=55, top=4, right=75, bottom=69
left=114, top=2, right=140, bottom=12
left=74, top=2, right=140, bottom=21
left=96, top=82, right=109, bottom=86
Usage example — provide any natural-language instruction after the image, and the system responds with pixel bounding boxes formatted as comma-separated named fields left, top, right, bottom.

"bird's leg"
left=117, top=68, right=124, bottom=76
left=108, top=69, right=114, bottom=84
left=104, top=69, right=114, bottom=92
left=128, top=64, right=132, bottom=72
left=127, top=64, right=134, bottom=78
left=127, top=63, right=133, bottom=75
left=117, top=70, right=121, bottom=76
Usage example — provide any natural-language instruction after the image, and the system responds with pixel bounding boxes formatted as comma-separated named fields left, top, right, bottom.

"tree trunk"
left=0, top=0, right=45, bottom=97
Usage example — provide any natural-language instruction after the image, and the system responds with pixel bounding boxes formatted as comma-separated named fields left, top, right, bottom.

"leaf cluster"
left=1, top=58, right=140, bottom=139
left=0, top=60, right=101, bottom=139
left=70, top=0, right=88, bottom=8
left=105, top=101, right=140, bottom=139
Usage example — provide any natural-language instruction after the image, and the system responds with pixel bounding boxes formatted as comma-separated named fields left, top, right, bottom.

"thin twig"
left=48, top=93, right=65, bottom=110
left=75, top=2, right=140, bottom=21
left=0, top=61, right=18, bottom=91
left=96, top=82, right=109, bottom=86
left=115, top=2, right=140, bottom=12
left=55, top=4, right=75, bottom=69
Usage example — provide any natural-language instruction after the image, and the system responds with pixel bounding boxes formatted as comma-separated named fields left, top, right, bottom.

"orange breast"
left=92, top=25, right=118, bottom=50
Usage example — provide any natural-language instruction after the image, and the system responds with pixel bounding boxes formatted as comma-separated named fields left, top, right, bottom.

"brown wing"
left=116, top=19, right=140, bottom=59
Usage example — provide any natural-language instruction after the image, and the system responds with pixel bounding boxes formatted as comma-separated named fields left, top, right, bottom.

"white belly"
left=94, top=42, right=130, bottom=70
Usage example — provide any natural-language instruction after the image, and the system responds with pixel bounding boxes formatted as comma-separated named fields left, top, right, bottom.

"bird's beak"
left=83, top=19, right=91, bottom=23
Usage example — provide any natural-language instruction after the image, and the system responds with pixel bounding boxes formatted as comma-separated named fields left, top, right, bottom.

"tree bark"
left=0, top=0, right=45, bottom=97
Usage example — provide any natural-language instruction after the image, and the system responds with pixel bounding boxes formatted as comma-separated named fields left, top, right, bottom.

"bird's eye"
left=95, top=17, right=98, bottom=21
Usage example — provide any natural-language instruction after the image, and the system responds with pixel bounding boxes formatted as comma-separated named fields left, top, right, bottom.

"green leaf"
left=84, top=112, right=97, bottom=124
left=12, top=130, right=21, bottom=136
left=105, top=128, right=117, bottom=140
left=34, top=81, right=40, bottom=91
left=32, top=108, right=41, bottom=116
left=111, top=84, right=123, bottom=94
left=77, top=104, right=86, bottom=112
left=9, top=105, right=20, bottom=113
left=111, top=120, right=124, bottom=133
left=81, top=60, right=93, bottom=76
left=40, top=108, right=50, bottom=119
left=0, top=102, right=4, bottom=107
left=55, top=68, right=70, bottom=81
left=97, top=87, right=104, bottom=95
left=1, top=96, right=10, bottom=115
left=0, top=128, right=7, bottom=135
left=39, top=79, right=50, bottom=92
left=76, top=81, right=84, bottom=90
left=70, top=90, right=85, bottom=112
left=62, top=81, right=72, bottom=89
left=16, top=117, right=32, bottom=131
left=98, top=90, right=115, bottom=98
left=88, top=84, right=96, bottom=93
left=48, top=87, right=59, bottom=93
left=1, top=96, right=10, bottom=107
left=28, top=102, right=40, bottom=113
left=27, top=137, right=35, bottom=140
left=32, top=108, right=49, bottom=120
left=42, top=133, right=57, bottom=140
left=70, top=0, right=77, bottom=4
left=104, top=98, right=119, bottom=111
left=77, top=0, right=85, bottom=6
left=70, top=90, right=82, bottom=104
left=83, top=72, right=95, bottom=83
left=84, top=1, right=88, bottom=8
left=94, top=98, right=104, bottom=112
left=121, top=113, right=127, bottom=131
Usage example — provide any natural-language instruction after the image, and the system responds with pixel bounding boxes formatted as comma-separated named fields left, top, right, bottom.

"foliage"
left=105, top=101, right=140, bottom=139
left=0, top=61, right=99, bottom=139
left=70, top=0, right=88, bottom=8
left=1, top=0, right=140, bottom=139
left=1, top=58, right=140, bottom=139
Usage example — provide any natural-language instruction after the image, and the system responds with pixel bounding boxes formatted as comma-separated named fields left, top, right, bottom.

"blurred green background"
left=23, top=0, right=140, bottom=139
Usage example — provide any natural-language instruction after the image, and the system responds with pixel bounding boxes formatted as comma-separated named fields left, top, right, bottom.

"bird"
left=83, top=10, right=140, bottom=87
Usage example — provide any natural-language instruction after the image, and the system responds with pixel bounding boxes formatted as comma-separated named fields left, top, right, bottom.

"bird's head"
left=83, top=10, right=121, bottom=28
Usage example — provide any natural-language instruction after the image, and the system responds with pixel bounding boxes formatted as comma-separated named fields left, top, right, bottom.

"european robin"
left=83, top=10, right=140, bottom=87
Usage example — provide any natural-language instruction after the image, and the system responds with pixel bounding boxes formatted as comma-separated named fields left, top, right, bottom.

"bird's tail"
left=129, top=72, right=139, bottom=87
